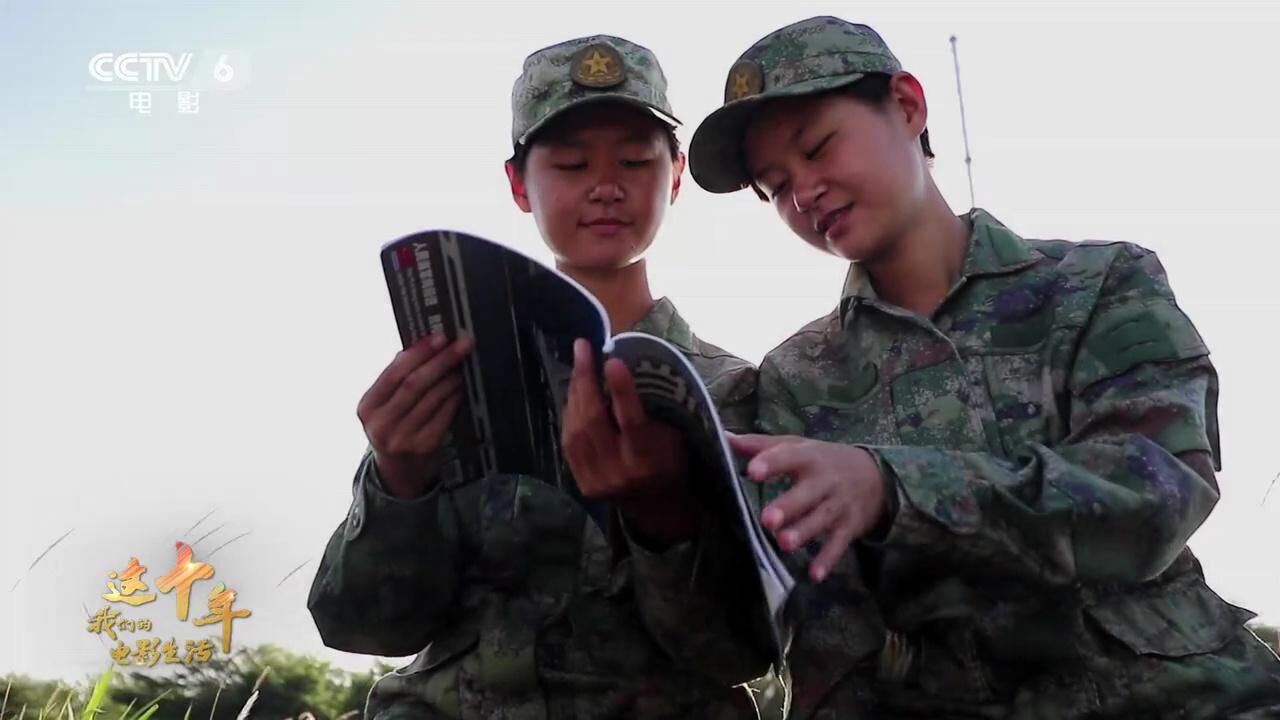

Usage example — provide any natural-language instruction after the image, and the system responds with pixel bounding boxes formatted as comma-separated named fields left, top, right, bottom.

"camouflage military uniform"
left=309, top=34, right=779, bottom=719
left=683, top=15, right=1280, bottom=720
left=309, top=298, right=765, bottom=719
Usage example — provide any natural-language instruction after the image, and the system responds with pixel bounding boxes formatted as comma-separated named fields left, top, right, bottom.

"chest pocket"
left=797, top=358, right=899, bottom=446
left=979, top=349, right=1064, bottom=456
left=976, top=296, right=1072, bottom=457
left=888, top=354, right=992, bottom=453
left=770, top=358, right=897, bottom=509
left=957, top=267, right=1068, bottom=457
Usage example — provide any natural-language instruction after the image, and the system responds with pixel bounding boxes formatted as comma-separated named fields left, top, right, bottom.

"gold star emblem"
left=583, top=50, right=612, bottom=77
left=724, top=59, right=763, bottom=102
left=571, top=43, right=625, bottom=88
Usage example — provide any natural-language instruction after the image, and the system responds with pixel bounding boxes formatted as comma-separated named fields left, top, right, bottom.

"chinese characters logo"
left=87, top=541, right=251, bottom=668
left=86, top=50, right=248, bottom=116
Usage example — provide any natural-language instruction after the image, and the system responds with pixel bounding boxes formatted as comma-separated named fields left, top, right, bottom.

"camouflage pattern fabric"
left=308, top=298, right=775, bottom=719
left=755, top=209, right=1280, bottom=718
left=510, top=34, right=678, bottom=148
left=677, top=15, right=1280, bottom=714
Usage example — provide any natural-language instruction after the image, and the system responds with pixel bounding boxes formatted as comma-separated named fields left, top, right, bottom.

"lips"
left=815, top=205, right=851, bottom=236
left=580, top=217, right=632, bottom=239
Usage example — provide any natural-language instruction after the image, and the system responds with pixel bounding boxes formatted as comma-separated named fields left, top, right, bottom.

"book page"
left=608, top=331, right=796, bottom=664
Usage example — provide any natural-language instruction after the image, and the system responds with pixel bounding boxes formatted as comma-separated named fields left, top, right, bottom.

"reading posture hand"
left=359, top=333, right=474, bottom=499
left=563, top=339, right=696, bottom=544
left=728, top=433, right=889, bottom=582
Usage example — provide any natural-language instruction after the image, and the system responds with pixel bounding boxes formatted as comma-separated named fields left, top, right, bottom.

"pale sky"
left=3, top=0, right=1279, bottom=683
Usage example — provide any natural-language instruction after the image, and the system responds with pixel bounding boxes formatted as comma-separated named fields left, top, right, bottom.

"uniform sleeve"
left=307, top=449, right=476, bottom=656
left=864, top=247, right=1222, bottom=586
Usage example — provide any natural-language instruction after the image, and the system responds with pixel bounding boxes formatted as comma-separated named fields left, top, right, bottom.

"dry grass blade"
left=125, top=690, right=171, bottom=720
left=207, top=684, right=223, bottom=720
left=115, top=699, right=135, bottom=720
left=40, top=686, right=63, bottom=720
left=191, top=524, right=227, bottom=548
left=181, top=702, right=192, bottom=720
left=233, top=690, right=259, bottom=720
left=3, top=677, right=11, bottom=719
left=127, top=703, right=159, bottom=720
left=275, top=560, right=310, bottom=588
left=249, top=667, right=270, bottom=697
left=12, top=529, right=75, bottom=592
left=1262, top=470, right=1279, bottom=507
left=40, top=688, right=59, bottom=717
left=183, top=510, right=216, bottom=539
left=206, top=532, right=250, bottom=558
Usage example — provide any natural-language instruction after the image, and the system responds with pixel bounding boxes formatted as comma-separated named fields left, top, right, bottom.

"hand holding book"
left=729, top=433, right=889, bottom=582
left=379, top=228, right=796, bottom=667
left=356, top=332, right=474, bottom=498
left=563, top=338, right=698, bottom=546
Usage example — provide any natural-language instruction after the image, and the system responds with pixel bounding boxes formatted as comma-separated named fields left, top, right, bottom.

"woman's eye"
left=805, top=134, right=832, bottom=160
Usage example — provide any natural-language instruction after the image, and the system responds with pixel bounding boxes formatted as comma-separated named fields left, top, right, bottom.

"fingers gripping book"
left=379, top=228, right=795, bottom=669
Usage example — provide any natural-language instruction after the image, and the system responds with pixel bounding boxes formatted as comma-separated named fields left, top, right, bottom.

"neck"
left=864, top=189, right=970, bottom=317
left=557, top=257, right=655, bottom=332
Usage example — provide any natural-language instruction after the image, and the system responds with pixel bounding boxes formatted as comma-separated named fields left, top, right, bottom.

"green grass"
left=1, top=661, right=370, bottom=720
left=3, top=643, right=394, bottom=720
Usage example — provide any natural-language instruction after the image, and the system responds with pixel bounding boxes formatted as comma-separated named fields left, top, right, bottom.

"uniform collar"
left=628, top=296, right=696, bottom=352
left=838, top=208, right=1041, bottom=326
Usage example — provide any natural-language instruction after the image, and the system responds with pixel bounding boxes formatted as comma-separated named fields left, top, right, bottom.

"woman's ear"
left=891, top=71, right=929, bottom=141
left=670, top=151, right=686, bottom=204
left=505, top=160, right=532, bottom=213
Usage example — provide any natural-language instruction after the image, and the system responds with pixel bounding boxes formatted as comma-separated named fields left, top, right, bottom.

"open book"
left=379, top=228, right=795, bottom=669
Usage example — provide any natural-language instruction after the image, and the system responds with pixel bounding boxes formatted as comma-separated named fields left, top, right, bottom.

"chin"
left=827, top=231, right=882, bottom=263
left=568, top=247, right=641, bottom=272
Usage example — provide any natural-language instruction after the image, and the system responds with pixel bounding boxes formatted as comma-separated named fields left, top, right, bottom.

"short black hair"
left=748, top=73, right=934, bottom=201
left=842, top=73, right=934, bottom=161
left=507, top=119, right=682, bottom=176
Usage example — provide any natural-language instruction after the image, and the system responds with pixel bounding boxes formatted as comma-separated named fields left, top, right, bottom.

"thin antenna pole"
left=950, top=34, right=976, bottom=209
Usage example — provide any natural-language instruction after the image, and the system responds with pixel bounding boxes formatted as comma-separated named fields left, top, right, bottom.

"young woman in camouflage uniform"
left=678, top=14, right=1280, bottom=720
left=308, top=34, right=780, bottom=720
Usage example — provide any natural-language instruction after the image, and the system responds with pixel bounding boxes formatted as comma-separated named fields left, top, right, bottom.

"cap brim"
left=517, top=94, right=681, bottom=148
left=689, top=73, right=868, bottom=194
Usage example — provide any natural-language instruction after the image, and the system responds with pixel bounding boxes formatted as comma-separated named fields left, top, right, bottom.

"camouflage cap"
left=688, top=16, right=902, bottom=193
left=510, top=34, right=679, bottom=149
